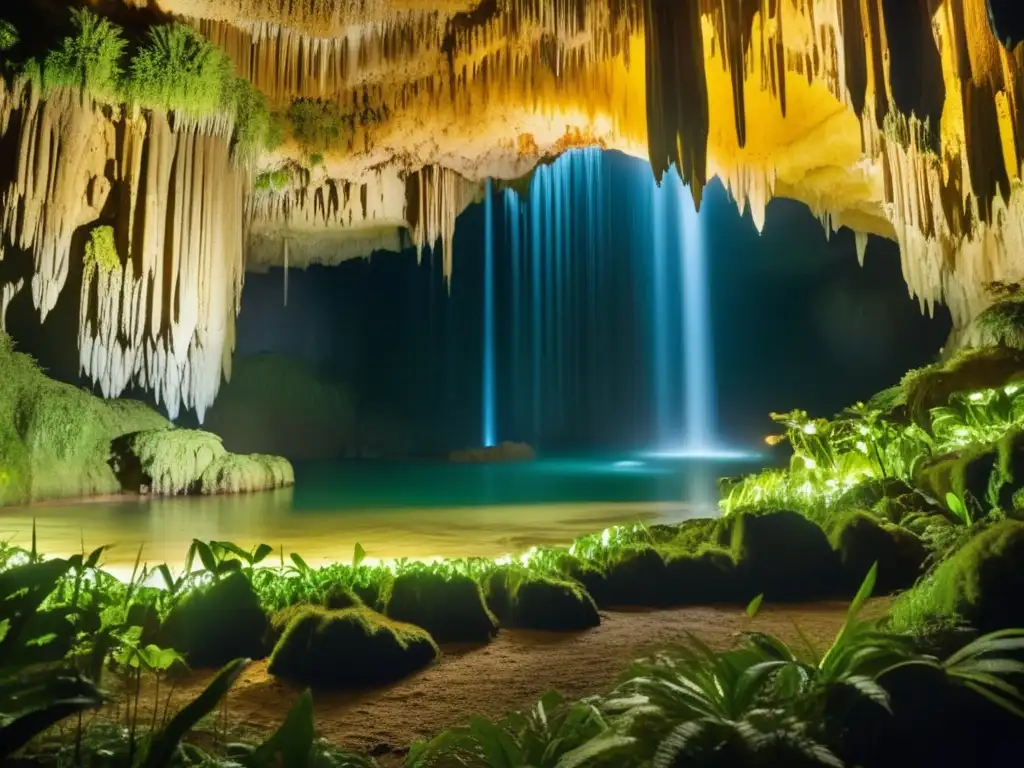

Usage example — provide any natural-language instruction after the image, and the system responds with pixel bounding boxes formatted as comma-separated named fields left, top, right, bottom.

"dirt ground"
left=127, top=600, right=884, bottom=762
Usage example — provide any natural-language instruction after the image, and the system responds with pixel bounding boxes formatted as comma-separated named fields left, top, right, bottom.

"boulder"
left=384, top=571, right=498, bottom=643
left=485, top=567, right=599, bottom=631
left=831, top=512, right=928, bottom=594
left=160, top=572, right=269, bottom=667
left=268, top=606, right=438, bottom=687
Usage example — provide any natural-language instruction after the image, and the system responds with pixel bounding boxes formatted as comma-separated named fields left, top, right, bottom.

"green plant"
left=0, top=21, right=18, bottom=52
left=408, top=691, right=632, bottom=768
left=41, top=8, right=126, bottom=99
left=83, top=225, right=120, bottom=280
left=287, top=99, right=353, bottom=154
left=965, top=297, right=1024, bottom=351
left=128, top=24, right=233, bottom=121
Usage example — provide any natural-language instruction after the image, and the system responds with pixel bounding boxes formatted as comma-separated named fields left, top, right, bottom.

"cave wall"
left=0, top=0, right=1020, bottom=423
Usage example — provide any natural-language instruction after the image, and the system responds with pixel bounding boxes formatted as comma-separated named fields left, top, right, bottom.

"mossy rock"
left=834, top=478, right=914, bottom=514
left=730, top=510, right=843, bottom=602
left=601, top=546, right=668, bottom=606
left=268, top=606, right=439, bottom=687
left=383, top=571, right=497, bottom=643
left=889, top=520, right=1024, bottom=633
left=198, top=452, right=294, bottom=495
left=160, top=572, right=269, bottom=667
left=485, top=567, right=599, bottom=631
left=663, top=548, right=741, bottom=604
left=831, top=513, right=928, bottom=595
left=559, top=558, right=607, bottom=605
left=113, top=428, right=225, bottom=495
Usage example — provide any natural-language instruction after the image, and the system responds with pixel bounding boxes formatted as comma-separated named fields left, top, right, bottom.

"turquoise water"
left=1, top=454, right=762, bottom=575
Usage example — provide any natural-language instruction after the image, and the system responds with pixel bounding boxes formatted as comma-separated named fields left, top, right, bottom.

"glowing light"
left=1006, top=385, right=1019, bottom=396
left=859, top=426, right=870, bottom=435
left=856, top=441, right=868, bottom=453
left=799, top=481, right=814, bottom=496
left=968, top=392, right=984, bottom=402
left=680, top=180, right=714, bottom=452
left=803, top=456, right=817, bottom=469
left=803, top=423, right=817, bottom=435
left=483, top=179, right=496, bottom=448
left=601, top=528, right=611, bottom=547
left=642, top=447, right=761, bottom=460
left=614, top=460, right=644, bottom=468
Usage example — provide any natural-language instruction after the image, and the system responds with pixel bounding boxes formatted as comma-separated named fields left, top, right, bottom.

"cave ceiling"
left=0, top=0, right=1021, bottom=420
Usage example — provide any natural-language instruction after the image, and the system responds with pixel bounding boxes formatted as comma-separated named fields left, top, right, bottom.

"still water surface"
left=0, top=455, right=761, bottom=574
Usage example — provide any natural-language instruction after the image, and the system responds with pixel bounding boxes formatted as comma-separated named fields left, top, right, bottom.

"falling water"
left=483, top=180, right=496, bottom=447
left=680, top=188, right=714, bottom=451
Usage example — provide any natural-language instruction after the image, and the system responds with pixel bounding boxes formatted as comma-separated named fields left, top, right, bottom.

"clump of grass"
left=83, top=225, right=120, bottom=279
left=383, top=570, right=498, bottom=643
left=0, top=20, right=18, bottom=52
left=41, top=8, right=125, bottom=100
left=127, top=24, right=233, bottom=120
left=287, top=98, right=352, bottom=154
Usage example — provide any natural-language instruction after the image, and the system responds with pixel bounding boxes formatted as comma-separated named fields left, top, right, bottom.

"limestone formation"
left=0, top=0, right=1020, bottom=421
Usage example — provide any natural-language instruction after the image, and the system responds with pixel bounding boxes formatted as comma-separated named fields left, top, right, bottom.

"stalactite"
left=408, top=164, right=482, bottom=284
left=0, top=276, right=24, bottom=332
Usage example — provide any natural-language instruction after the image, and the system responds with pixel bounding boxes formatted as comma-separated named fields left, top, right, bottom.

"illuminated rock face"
left=0, top=0, right=1020, bottom=420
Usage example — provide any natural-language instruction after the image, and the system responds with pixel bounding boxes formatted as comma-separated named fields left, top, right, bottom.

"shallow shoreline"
left=128, top=600, right=885, bottom=762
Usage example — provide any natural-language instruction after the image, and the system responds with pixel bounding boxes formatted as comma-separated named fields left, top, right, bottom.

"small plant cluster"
left=83, top=225, right=120, bottom=280
left=6, top=9, right=279, bottom=162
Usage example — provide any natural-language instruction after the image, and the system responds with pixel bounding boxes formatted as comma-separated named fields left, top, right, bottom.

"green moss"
left=160, top=571, right=270, bottom=667
left=198, top=452, right=294, bottom=495
left=831, top=512, right=927, bottom=595
left=0, top=21, right=18, bottom=52
left=484, top=567, right=599, bottom=631
left=83, top=225, right=120, bottom=280
left=889, top=520, right=1024, bottom=634
left=41, top=9, right=125, bottom=100
left=383, top=571, right=497, bottom=643
left=254, top=168, right=292, bottom=194
left=729, top=510, right=844, bottom=601
left=965, top=298, right=1024, bottom=351
left=0, top=333, right=169, bottom=506
left=225, top=76, right=278, bottom=162
left=115, top=428, right=225, bottom=495
left=268, top=606, right=439, bottom=687
left=127, top=24, right=232, bottom=120
left=287, top=98, right=353, bottom=154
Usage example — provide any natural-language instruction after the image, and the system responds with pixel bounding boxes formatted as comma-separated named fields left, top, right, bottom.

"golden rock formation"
left=0, top=0, right=1020, bottom=419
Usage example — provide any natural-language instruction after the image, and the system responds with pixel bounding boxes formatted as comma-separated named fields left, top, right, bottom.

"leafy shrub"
left=889, top=520, right=1024, bottom=634
left=127, top=24, right=233, bottom=119
left=831, top=512, right=927, bottom=594
left=83, top=225, right=120, bottom=279
left=160, top=571, right=269, bottom=667
left=224, top=75, right=278, bottom=162
left=383, top=570, right=497, bottom=643
left=287, top=98, right=352, bottom=153
left=729, top=510, right=844, bottom=601
left=964, top=297, right=1024, bottom=351
left=268, top=606, right=438, bottom=687
left=41, top=8, right=125, bottom=99
left=0, top=20, right=18, bottom=52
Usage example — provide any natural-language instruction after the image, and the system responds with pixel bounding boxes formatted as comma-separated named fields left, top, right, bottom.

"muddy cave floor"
left=94, top=600, right=887, bottom=763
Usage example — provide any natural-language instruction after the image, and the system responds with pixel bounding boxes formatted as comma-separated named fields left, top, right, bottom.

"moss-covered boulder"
left=831, top=512, right=928, bottom=594
left=663, top=548, right=741, bottom=604
left=729, top=510, right=843, bottom=601
left=889, top=520, right=1024, bottom=633
left=485, top=567, right=599, bottom=631
left=601, top=546, right=668, bottom=606
left=113, top=428, right=225, bottom=495
left=325, top=585, right=362, bottom=611
left=559, top=557, right=607, bottom=605
left=160, top=572, right=269, bottom=667
left=268, top=606, right=439, bottom=687
left=0, top=333, right=169, bottom=506
left=657, top=517, right=720, bottom=553
left=383, top=571, right=497, bottom=643
left=198, top=452, right=294, bottom=494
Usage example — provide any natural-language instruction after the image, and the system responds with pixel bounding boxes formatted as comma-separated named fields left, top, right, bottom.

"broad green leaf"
left=252, top=543, right=274, bottom=566
left=245, top=689, right=314, bottom=768
left=746, top=594, right=764, bottom=619
left=353, top=543, right=366, bottom=569
left=555, top=734, right=635, bottom=768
